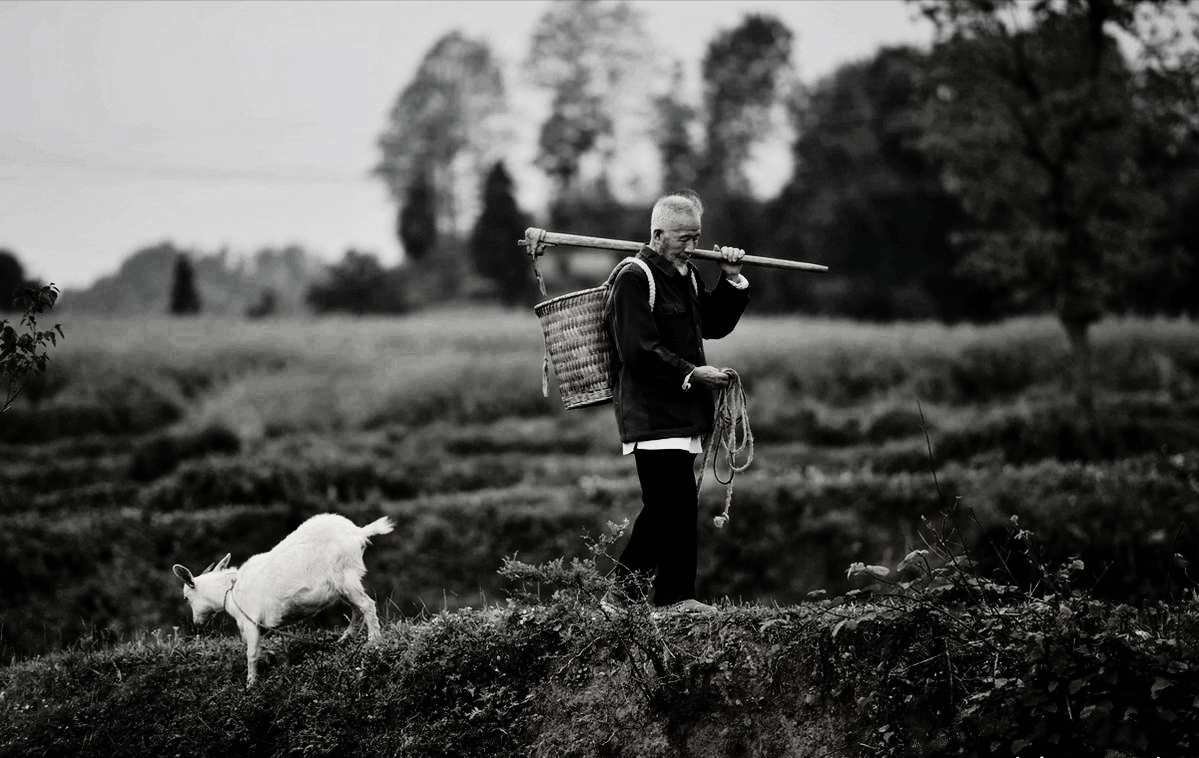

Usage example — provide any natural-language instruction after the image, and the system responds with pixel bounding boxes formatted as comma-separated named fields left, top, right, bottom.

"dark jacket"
left=605, top=246, right=749, bottom=443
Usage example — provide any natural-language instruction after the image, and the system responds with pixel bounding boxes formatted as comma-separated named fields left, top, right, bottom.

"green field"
left=3, top=308, right=1199, bottom=756
left=2, top=308, right=1198, bottom=663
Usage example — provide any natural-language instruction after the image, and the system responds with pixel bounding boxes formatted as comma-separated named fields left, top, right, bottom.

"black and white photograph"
left=3, top=1, right=1198, bottom=755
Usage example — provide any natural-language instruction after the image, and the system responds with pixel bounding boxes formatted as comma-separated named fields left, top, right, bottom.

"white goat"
left=171, top=513, right=394, bottom=686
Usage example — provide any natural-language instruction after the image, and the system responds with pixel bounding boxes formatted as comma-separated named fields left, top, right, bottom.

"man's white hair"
left=650, top=193, right=703, bottom=236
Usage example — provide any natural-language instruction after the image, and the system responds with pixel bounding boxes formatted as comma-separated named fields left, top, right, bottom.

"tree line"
left=366, top=0, right=1198, bottom=324
left=10, top=0, right=1194, bottom=329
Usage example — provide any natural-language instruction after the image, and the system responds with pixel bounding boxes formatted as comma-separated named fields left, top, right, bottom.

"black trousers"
left=615, top=449, right=699, bottom=606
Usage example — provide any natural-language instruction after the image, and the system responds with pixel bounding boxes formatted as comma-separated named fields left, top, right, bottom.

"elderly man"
left=603, top=192, right=749, bottom=613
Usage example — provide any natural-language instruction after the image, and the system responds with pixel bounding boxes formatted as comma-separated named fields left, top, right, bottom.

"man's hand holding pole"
left=716, top=245, right=746, bottom=281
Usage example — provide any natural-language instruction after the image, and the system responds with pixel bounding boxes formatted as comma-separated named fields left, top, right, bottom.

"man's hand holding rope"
left=690, top=364, right=736, bottom=389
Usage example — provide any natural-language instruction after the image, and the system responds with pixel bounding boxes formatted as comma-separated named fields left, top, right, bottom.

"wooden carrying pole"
left=521, top=227, right=828, bottom=273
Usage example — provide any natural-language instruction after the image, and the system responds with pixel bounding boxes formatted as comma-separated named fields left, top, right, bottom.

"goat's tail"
left=361, top=516, right=396, bottom=539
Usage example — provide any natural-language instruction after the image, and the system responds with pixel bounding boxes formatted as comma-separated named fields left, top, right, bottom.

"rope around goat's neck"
left=223, top=578, right=259, bottom=630
left=223, top=575, right=305, bottom=638
left=698, top=369, right=754, bottom=528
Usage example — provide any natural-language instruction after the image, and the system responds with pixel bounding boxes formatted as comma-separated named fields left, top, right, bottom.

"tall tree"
left=469, top=162, right=537, bottom=306
left=375, top=32, right=511, bottom=239
left=524, top=0, right=660, bottom=200
left=535, top=89, right=613, bottom=192
left=1135, top=136, right=1199, bottom=317
left=699, top=14, right=796, bottom=195
left=698, top=14, right=796, bottom=251
left=1129, top=2, right=1199, bottom=317
left=168, top=254, right=201, bottom=315
left=916, top=0, right=1197, bottom=454
left=398, top=171, right=437, bottom=262
left=766, top=47, right=982, bottom=320
left=653, top=62, right=701, bottom=194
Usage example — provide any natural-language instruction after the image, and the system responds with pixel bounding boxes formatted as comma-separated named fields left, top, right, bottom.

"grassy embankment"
left=2, top=309, right=1198, bottom=755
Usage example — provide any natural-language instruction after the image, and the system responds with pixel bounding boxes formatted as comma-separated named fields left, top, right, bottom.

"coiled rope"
left=698, top=368, right=754, bottom=528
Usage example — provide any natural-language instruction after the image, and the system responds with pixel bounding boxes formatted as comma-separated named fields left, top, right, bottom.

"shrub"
left=1, top=284, right=64, bottom=415
left=128, top=423, right=242, bottom=481
left=0, top=391, right=185, bottom=444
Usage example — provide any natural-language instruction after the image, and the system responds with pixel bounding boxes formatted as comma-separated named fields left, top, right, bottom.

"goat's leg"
left=338, top=606, right=364, bottom=643
left=242, top=624, right=261, bottom=687
left=342, top=584, right=382, bottom=641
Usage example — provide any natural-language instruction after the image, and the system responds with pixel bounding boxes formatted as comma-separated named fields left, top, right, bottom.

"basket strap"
left=608, top=256, right=655, bottom=310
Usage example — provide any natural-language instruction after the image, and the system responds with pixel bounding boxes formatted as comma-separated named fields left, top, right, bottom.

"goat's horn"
left=202, top=561, right=216, bottom=574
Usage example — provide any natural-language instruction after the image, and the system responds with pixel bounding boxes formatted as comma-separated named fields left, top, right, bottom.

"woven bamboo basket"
left=534, top=284, right=615, bottom=409
left=533, top=256, right=652, bottom=410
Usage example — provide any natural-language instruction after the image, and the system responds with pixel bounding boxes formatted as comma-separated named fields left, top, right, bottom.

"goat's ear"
left=172, top=564, right=196, bottom=588
left=215, top=553, right=231, bottom=571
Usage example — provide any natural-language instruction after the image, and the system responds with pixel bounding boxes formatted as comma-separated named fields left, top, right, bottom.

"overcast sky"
left=0, top=0, right=935, bottom=290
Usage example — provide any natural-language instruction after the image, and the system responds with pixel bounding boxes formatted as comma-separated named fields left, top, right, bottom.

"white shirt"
left=622, top=436, right=703, bottom=455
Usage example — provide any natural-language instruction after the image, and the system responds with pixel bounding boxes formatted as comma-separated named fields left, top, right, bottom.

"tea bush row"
left=702, top=451, right=1199, bottom=605
left=10, top=316, right=1197, bottom=441
left=717, top=315, right=1199, bottom=407
left=4, top=452, right=1195, bottom=661
left=0, top=421, right=242, bottom=507
left=749, top=394, right=1199, bottom=463
left=8, top=389, right=1193, bottom=519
